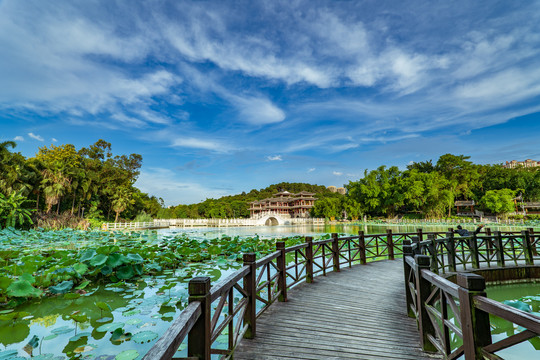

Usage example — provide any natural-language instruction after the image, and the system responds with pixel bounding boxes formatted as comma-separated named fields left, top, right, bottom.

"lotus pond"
left=486, top=282, right=540, bottom=359
left=1, top=224, right=538, bottom=359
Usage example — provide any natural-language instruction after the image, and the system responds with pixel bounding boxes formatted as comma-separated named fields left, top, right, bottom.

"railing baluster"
left=332, top=233, right=340, bottom=272
left=358, top=231, right=366, bottom=265
left=387, top=229, right=394, bottom=260
left=243, top=253, right=256, bottom=339
left=188, top=277, right=211, bottom=360
left=414, top=255, right=437, bottom=353
left=446, top=231, right=456, bottom=273
left=402, top=240, right=414, bottom=318
left=522, top=230, right=534, bottom=265
left=494, top=231, right=505, bottom=267
left=305, top=237, right=314, bottom=283
left=276, top=241, right=287, bottom=302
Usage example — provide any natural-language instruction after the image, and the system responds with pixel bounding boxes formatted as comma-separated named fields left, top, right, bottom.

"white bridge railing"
left=102, top=217, right=325, bottom=230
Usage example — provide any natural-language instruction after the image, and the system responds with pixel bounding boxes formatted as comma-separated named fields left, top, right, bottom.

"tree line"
left=0, top=140, right=162, bottom=228
left=346, top=154, right=540, bottom=218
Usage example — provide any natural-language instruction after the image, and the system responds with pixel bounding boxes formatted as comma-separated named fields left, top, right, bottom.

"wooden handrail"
left=142, top=302, right=201, bottom=360
left=404, top=229, right=540, bottom=359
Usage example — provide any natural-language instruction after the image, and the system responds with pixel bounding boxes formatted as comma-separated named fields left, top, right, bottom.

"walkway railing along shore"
left=404, top=229, right=540, bottom=359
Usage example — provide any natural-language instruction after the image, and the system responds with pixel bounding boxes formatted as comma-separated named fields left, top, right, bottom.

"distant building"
left=327, top=186, right=337, bottom=193
left=337, top=187, right=347, bottom=195
left=249, top=191, right=317, bottom=218
left=504, top=159, right=540, bottom=169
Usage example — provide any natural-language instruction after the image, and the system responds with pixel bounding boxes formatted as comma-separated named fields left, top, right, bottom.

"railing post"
left=305, top=237, right=314, bottom=283
left=469, top=234, right=480, bottom=269
left=427, top=234, right=438, bottom=273
left=276, top=241, right=288, bottom=302
left=446, top=231, right=457, bottom=272
left=412, top=236, right=421, bottom=255
left=358, top=231, right=367, bottom=265
left=332, top=233, right=340, bottom=272
left=243, top=253, right=256, bottom=339
left=457, top=273, right=492, bottom=360
left=414, top=255, right=437, bottom=352
left=528, top=228, right=538, bottom=256
left=521, top=230, right=534, bottom=265
left=188, top=277, right=211, bottom=360
left=386, top=229, right=394, bottom=260
left=494, top=231, right=505, bottom=267
left=417, top=228, right=423, bottom=241
left=402, top=240, right=414, bottom=318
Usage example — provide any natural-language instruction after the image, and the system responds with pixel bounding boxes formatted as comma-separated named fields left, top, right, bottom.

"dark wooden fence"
left=143, top=229, right=449, bottom=360
left=404, top=229, right=540, bottom=360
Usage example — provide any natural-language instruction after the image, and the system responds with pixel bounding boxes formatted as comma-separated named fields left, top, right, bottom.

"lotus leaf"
left=51, top=326, right=74, bottom=335
left=110, top=328, right=132, bottom=343
left=0, top=350, right=18, bottom=360
left=70, top=313, right=88, bottom=323
left=43, top=334, right=57, bottom=341
left=0, top=322, right=29, bottom=346
left=79, top=249, right=96, bottom=262
left=101, top=265, right=113, bottom=276
left=90, top=254, right=108, bottom=267
left=106, top=253, right=128, bottom=268
left=69, top=332, right=91, bottom=342
left=116, top=265, right=134, bottom=280
left=7, top=279, right=42, bottom=298
left=48, top=280, right=73, bottom=294
left=73, top=344, right=97, bottom=353
left=20, top=273, right=35, bottom=284
left=503, top=300, right=531, bottom=312
left=96, top=322, right=125, bottom=332
left=64, top=293, right=80, bottom=300
left=75, top=280, right=90, bottom=290
left=125, top=318, right=142, bottom=325
left=126, top=253, right=143, bottom=263
left=132, top=330, right=158, bottom=343
left=95, top=301, right=112, bottom=312
left=115, top=350, right=139, bottom=360
left=73, top=263, right=88, bottom=275
left=0, top=276, right=13, bottom=291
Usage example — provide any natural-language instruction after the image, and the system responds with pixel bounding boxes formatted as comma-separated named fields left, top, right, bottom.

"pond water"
left=485, top=282, right=540, bottom=359
left=1, top=224, right=538, bottom=359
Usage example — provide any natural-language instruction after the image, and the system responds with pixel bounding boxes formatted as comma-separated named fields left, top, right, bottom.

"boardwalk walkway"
left=234, top=260, right=440, bottom=360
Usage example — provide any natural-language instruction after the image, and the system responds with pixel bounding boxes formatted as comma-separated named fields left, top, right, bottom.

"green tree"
left=0, top=190, right=33, bottom=228
left=112, top=187, right=135, bottom=222
left=480, top=189, right=516, bottom=217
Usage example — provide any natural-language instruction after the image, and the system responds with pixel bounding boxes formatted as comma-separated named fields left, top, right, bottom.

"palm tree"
left=112, top=187, right=135, bottom=222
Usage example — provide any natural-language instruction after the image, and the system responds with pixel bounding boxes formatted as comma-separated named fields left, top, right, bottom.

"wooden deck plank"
left=234, top=260, right=441, bottom=359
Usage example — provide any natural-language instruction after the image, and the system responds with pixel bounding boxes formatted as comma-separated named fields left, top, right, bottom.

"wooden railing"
left=404, top=229, right=540, bottom=359
left=143, top=229, right=451, bottom=360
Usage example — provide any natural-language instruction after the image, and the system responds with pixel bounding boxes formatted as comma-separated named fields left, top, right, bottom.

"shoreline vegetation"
left=1, top=139, right=540, bottom=231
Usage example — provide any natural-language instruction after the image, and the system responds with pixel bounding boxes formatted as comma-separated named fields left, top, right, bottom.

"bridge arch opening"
left=265, top=217, right=279, bottom=226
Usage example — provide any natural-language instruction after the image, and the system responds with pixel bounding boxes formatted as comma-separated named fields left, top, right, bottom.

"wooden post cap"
left=189, top=277, right=211, bottom=295
left=457, top=273, right=485, bottom=291
left=243, top=253, right=256, bottom=263
left=415, top=255, right=431, bottom=267
left=305, top=236, right=313, bottom=243
left=331, top=233, right=338, bottom=238
left=276, top=241, right=285, bottom=249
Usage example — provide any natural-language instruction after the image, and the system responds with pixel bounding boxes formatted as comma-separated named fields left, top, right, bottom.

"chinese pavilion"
left=249, top=191, right=317, bottom=218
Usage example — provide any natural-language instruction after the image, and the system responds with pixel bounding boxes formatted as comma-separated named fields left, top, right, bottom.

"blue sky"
left=2, top=0, right=540, bottom=205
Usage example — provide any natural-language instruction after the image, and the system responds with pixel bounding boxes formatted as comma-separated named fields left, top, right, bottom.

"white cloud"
left=267, top=155, right=282, bottom=161
left=308, top=168, right=315, bottom=173
left=28, top=132, right=44, bottom=141
left=13, top=135, right=24, bottom=141
left=333, top=171, right=343, bottom=176
left=51, top=138, right=58, bottom=142
left=172, top=137, right=231, bottom=153
left=232, top=96, right=286, bottom=125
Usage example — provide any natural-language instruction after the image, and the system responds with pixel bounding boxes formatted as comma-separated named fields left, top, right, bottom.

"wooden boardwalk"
left=234, top=260, right=441, bottom=360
